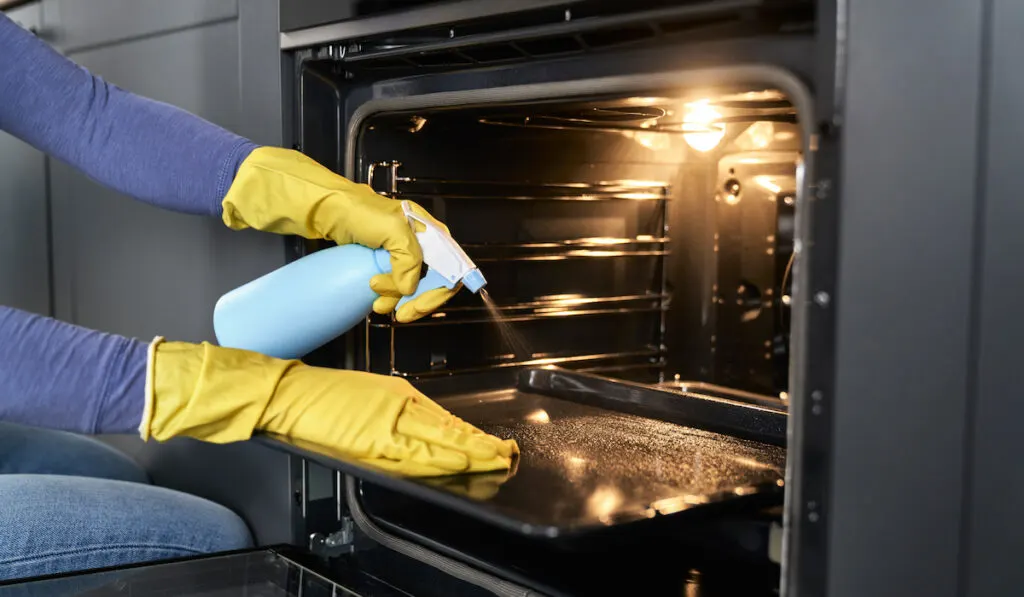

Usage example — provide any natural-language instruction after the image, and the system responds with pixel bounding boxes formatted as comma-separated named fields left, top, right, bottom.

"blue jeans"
left=0, top=422, right=253, bottom=582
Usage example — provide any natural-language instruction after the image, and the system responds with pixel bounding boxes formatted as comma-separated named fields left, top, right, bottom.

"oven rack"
left=367, top=161, right=671, bottom=263
left=463, top=236, right=669, bottom=262
left=417, top=292, right=669, bottom=314
left=372, top=295, right=668, bottom=328
left=461, top=236, right=669, bottom=249
left=390, top=348, right=667, bottom=379
left=367, top=161, right=671, bottom=201
left=476, top=112, right=798, bottom=136
left=395, top=190, right=668, bottom=202
left=471, top=249, right=668, bottom=263
left=657, top=380, right=787, bottom=410
left=363, top=160, right=670, bottom=380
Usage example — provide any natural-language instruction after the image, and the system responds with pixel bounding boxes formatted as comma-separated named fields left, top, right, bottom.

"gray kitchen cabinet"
left=0, top=2, right=51, bottom=316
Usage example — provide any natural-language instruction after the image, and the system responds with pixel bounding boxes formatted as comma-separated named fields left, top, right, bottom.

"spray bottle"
left=213, top=200, right=487, bottom=359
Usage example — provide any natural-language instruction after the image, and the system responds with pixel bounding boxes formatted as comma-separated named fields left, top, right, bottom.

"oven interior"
left=279, top=81, right=803, bottom=596
left=357, top=91, right=799, bottom=398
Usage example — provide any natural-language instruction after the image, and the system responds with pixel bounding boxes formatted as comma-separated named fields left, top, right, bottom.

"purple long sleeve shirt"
left=0, top=13, right=259, bottom=434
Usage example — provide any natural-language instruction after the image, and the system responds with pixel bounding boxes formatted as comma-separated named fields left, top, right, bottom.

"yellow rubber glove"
left=140, top=338, right=518, bottom=477
left=422, top=458, right=520, bottom=501
left=221, top=146, right=459, bottom=323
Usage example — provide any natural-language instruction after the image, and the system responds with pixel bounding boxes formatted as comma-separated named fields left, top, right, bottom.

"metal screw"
left=811, top=390, right=823, bottom=401
left=808, top=512, right=820, bottom=523
left=812, top=404, right=823, bottom=415
left=816, top=179, right=832, bottom=199
left=814, top=291, right=830, bottom=306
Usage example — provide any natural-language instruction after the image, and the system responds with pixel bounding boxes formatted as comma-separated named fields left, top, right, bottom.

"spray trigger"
left=401, top=201, right=486, bottom=293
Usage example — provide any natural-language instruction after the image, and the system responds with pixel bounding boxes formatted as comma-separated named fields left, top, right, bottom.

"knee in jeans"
left=197, top=508, right=255, bottom=553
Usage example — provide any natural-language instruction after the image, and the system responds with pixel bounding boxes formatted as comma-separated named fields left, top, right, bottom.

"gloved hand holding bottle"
left=221, top=147, right=460, bottom=324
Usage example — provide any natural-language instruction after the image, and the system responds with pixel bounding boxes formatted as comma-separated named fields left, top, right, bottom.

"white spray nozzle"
left=401, top=201, right=487, bottom=293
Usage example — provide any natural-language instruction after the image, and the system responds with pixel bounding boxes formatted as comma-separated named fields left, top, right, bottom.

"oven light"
left=682, top=100, right=725, bottom=152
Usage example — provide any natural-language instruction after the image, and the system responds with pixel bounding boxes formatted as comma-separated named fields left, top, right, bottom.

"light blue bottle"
left=214, top=201, right=486, bottom=360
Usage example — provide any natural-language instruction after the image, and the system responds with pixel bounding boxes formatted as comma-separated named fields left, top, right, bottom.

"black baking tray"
left=257, top=367, right=787, bottom=539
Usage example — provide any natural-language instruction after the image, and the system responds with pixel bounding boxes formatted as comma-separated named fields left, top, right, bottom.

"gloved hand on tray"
left=221, top=146, right=460, bottom=323
left=420, top=459, right=520, bottom=500
left=141, top=338, right=519, bottom=476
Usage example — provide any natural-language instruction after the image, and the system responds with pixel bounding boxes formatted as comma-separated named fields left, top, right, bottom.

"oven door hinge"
left=308, top=516, right=356, bottom=559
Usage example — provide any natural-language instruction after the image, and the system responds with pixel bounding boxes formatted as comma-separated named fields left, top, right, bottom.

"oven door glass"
left=0, top=549, right=369, bottom=597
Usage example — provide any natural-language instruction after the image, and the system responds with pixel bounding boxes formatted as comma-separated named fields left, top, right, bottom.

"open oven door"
left=259, top=366, right=787, bottom=597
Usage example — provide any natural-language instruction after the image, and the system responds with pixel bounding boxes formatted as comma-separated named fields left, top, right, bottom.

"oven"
left=257, top=1, right=829, bottom=596
left=0, top=1, right=1010, bottom=596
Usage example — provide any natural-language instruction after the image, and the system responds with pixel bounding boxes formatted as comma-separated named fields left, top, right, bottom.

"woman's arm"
left=0, top=13, right=257, bottom=216
left=0, top=306, right=145, bottom=434
left=0, top=15, right=245, bottom=433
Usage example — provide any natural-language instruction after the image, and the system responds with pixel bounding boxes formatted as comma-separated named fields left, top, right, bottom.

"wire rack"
left=364, top=161, right=672, bottom=380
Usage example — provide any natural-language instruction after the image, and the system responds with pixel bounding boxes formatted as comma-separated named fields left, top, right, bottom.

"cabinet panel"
left=0, top=2, right=51, bottom=315
left=965, top=1, right=1024, bottom=596
left=41, top=0, right=237, bottom=52
left=50, top=19, right=285, bottom=342
left=828, top=1, right=983, bottom=596
left=0, top=135, right=50, bottom=315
